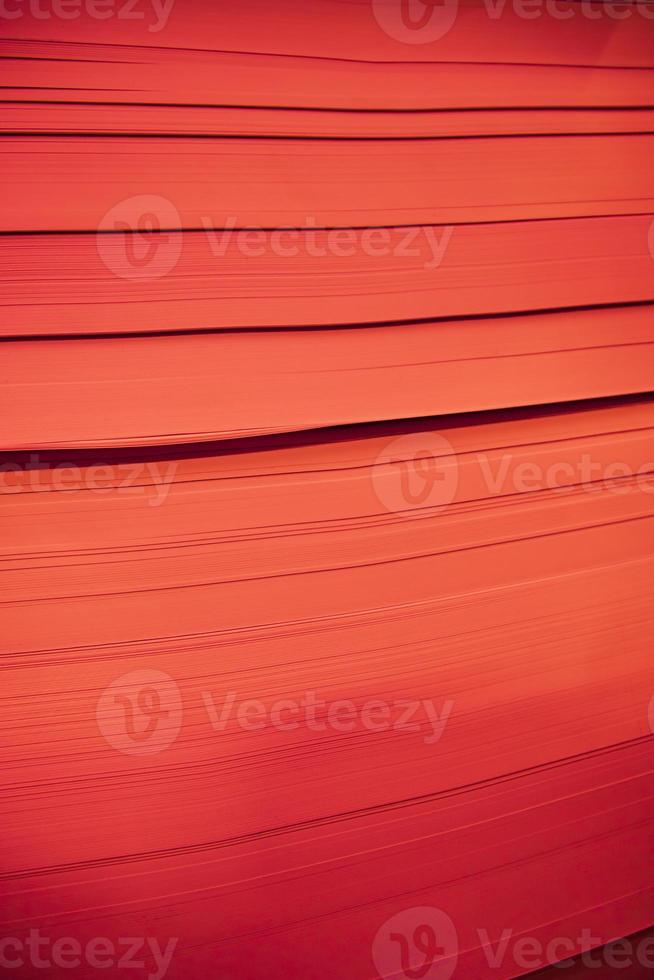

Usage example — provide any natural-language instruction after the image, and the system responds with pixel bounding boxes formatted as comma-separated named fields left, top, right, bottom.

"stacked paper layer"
left=2, top=2, right=654, bottom=978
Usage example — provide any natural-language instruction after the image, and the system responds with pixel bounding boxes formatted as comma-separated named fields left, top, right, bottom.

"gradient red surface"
left=2, top=2, right=654, bottom=979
